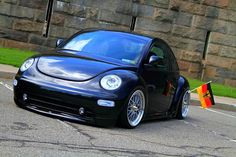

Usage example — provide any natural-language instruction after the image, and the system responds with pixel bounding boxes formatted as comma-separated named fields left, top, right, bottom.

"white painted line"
left=205, top=108, right=236, bottom=119
left=57, top=119, right=77, bottom=131
left=229, top=139, right=236, bottom=143
left=0, top=81, right=13, bottom=91
left=183, top=120, right=236, bottom=144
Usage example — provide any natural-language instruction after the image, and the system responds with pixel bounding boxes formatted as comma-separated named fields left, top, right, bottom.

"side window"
left=147, top=43, right=169, bottom=70
left=150, top=47, right=164, bottom=59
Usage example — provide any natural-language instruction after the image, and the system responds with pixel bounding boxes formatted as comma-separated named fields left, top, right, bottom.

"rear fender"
left=169, top=76, right=189, bottom=114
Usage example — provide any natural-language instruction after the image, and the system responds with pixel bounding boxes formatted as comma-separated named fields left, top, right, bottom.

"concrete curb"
left=190, top=100, right=236, bottom=112
left=0, top=71, right=16, bottom=79
left=0, top=64, right=18, bottom=79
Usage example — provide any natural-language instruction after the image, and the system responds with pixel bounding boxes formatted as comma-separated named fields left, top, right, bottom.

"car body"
left=13, top=29, right=190, bottom=128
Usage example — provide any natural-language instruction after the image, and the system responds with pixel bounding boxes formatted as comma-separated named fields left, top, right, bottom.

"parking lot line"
left=0, top=81, right=13, bottom=91
left=205, top=108, right=236, bottom=119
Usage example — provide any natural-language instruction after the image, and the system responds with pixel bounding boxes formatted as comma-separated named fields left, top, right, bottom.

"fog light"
left=23, top=93, right=28, bottom=101
left=13, top=79, right=18, bottom=86
left=79, top=107, right=85, bottom=115
left=97, top=99, right=115, bottom=107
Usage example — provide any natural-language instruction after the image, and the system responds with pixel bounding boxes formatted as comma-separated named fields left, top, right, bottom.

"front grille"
left=26, top=93, right=94, bottom=117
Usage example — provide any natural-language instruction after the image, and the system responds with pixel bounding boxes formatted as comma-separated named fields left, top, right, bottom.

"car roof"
left=78, top=28, right=155, bottom=40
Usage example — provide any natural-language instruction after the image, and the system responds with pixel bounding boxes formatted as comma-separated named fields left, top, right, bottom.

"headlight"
left=100, top=75, right=122, bottom=90
left=20, top=58, right=34, bottom=72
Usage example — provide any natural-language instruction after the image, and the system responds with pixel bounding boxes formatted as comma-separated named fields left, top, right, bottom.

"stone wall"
left=0, top=0, right=236, bottom=87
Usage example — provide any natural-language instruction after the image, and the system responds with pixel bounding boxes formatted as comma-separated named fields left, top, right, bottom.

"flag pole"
left=189, top=81, right=212, bottom=93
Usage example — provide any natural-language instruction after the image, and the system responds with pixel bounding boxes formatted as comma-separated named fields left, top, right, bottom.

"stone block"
left=153, top=8, right=175, bottom=22
left=204, top=66, right=217, bottom=77
left=0, top=38, right=4, bottom=46
left=9, top=5, right=35, bottom=19
left=207, top=43, right=221, bottom=55
left=0, top=3, right=34, bottom=19
left=45, top=37, right=58, bottom=48
left=193, top=16, right=228, bottom=34
left=54, top=1, right=87, bottom=17
left=232, top=61, right=236, bottom=71
left=171, top=47, right=182, bottom=60
left=205, top=6, right=219, bottom=18
left=34, top=45, right=52, bottom=53
left=174, top=12, right=193, bottom=27
left=210, top=32, right=236, bottom=47
left=181, top=71, right=199, bottom=79
left=228, top=0, right=236, bottom=11
left=0, top=15, right=13, bottom=29
left=177, top=60, right=190, bottom=71
left=224, top=79, right=236, bottom=87
left=219, top=9, right=236, bottom=22
left=34, top=10, right=45, bottom=23
left=189, top=62, right=201, bottom=73
left=206, top=54, right=233, bottom=69
left=169, top=0, right=206, bottom=15
left=86, top=8, right=99, bottom=20
left=51, top=13, right=66, bottom=26
left=132, top=3, right=155, bottom=17
left=216, top=68, right=236, bottom=79
left=167, top=36, right=205, bottom=53
left=0, top=3, right=11, bottom=15
left=19, top=0, right=47, bottom=10
left=13, top=19, right=43, bottom=33
left=172, top=25, right=207, bottom=41
left=0, top=28, right=29, bottom=42
left=3, top=0, right=17, bottom=4
left=228, top=22, right=236, bottom=36
left=80, top=0, right=122, bottom=11
left=220, top=46, right=236, bottom=58
left=96, top=21, right=130, bottom=31
left=135, top=17, right=172, bottom=33
left=137, top=0, right=170, bottom=9
left=203, top=76, right=225, bottom=84
left=202, top=0, right=229, bottom=8
left=29, top=34, right=46, bottom=45
left=65, top=16, right=93, bottom=29
left=3, top=39, right=37, bottom=50
left=116, top=0, right=132, bottom=14
left=181, top=50, right=202, bottom=62
left=98, top=9, right=132, bottom=26
left=49, top=25, right=77, bottom=38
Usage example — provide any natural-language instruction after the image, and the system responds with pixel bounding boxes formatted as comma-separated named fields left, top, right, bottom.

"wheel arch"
left=170, top=76, right=190, bottom=115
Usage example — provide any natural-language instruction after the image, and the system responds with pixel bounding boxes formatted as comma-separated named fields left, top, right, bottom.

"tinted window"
left=147, top=43, right=169, bottom=70
left=62, top=31, right=151, bottom=65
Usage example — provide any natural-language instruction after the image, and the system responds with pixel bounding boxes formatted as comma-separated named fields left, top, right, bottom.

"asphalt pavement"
left=0, top=78, right=235, bottom=157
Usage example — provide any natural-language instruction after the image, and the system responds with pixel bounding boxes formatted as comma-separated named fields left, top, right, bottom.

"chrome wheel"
left=127, top=90, right=145, bottom=127
left=181, top=90, right=190, bottom=118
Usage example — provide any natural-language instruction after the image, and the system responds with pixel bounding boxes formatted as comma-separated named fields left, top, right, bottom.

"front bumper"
left=13, top=77, right=126, bottom=127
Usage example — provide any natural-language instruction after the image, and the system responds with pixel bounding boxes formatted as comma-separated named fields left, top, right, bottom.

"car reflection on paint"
left=13, top=29, right=190, bottom=128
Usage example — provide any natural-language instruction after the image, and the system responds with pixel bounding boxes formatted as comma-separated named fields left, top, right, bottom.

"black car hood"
left=37, top=55, right=132, bottom=81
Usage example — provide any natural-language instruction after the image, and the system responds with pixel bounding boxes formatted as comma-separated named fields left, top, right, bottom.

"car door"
left=141, top=40, right=173, bottom=115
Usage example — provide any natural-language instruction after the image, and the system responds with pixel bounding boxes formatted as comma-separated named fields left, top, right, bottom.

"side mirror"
left=56, top=39, right=64, bottom=47
left=149, top=55, right=159, bottom=65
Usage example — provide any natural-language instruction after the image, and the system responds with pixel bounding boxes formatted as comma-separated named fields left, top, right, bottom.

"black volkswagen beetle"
left=14, top=29, right=190, bottom=128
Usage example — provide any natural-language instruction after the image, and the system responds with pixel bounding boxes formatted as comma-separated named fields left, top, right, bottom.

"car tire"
left=176, top=88, right=190, bottom=119
left=119, top=88, right=146, bottom=129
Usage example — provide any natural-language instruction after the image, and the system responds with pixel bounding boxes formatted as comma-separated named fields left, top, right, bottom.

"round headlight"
left=20, top=58, right=34, bottom=72
left=100, top=75, right=122, bottom=90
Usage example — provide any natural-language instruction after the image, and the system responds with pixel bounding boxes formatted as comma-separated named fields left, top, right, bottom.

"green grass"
left=0, top=47, right=37, bottom=67
left=188, top=78, right=236, bottom=99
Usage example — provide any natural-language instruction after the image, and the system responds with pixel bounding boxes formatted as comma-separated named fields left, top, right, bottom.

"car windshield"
left=62, top=30, right=151, bottom=65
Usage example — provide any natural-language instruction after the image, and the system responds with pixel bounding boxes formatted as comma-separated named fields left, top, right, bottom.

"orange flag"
left=197, top=83, right=215, bottom=108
